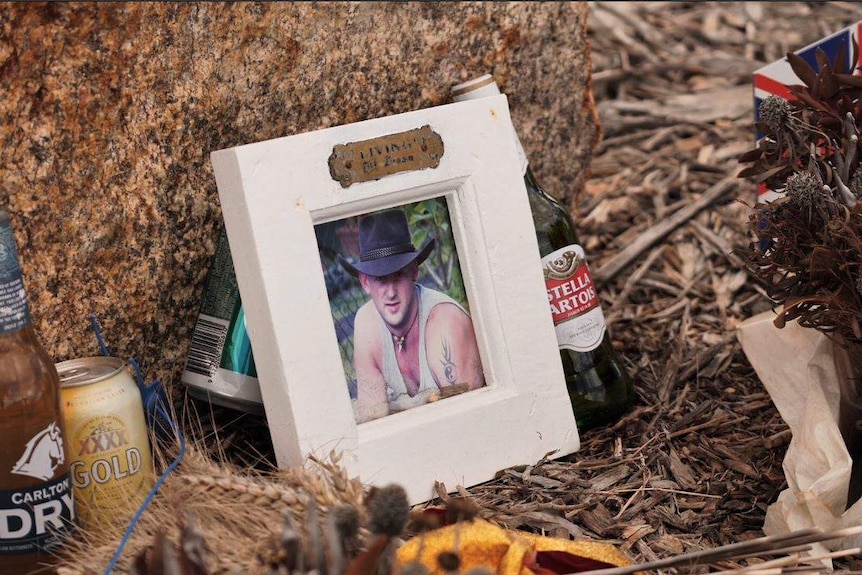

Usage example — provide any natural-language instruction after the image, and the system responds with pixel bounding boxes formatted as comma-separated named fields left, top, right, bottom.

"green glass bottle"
left=451, top=75, right=635, bottom=430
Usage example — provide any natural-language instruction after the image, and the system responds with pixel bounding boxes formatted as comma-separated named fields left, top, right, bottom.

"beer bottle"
left=451, top=75, right=635, bottom=430
left=0, top=208, right=75, bottom=574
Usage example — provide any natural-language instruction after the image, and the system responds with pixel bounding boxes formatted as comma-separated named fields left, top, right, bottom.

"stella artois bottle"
left=0, top=207, right=75, bottom=574
left=451, top=75, right=635, bottom=430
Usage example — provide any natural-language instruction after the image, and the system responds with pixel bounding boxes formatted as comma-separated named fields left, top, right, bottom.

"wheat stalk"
left=181, top=473, right=304, bottom=507
left=53, top=443, right=365, bottom=574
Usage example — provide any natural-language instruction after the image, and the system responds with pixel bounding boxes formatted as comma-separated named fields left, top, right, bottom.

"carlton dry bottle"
left=451, top=75, right=635, bottom=430
left=0, top=208, right=75, bottom=574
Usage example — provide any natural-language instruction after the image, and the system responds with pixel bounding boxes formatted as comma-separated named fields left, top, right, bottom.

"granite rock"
left=0, top=2, right=596, bottom=389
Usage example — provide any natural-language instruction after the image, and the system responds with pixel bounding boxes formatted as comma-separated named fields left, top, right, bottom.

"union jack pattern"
left=752, top=21, right=862, bottom=202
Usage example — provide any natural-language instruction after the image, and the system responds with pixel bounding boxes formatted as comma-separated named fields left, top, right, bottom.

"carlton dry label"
left=0, top=208, right=76, bottom=574
left=542, top=245, right=606, bottom=353
left=57, top=356, right=154, bottom=530
left=1, top=434, right=75, bottom=557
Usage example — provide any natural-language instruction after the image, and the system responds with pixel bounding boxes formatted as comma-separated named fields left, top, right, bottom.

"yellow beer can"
left=57, top=356, right=154, bottom=530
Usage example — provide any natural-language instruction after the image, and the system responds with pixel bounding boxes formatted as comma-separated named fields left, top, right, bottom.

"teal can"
left=182, top=225, right=263, bottom=414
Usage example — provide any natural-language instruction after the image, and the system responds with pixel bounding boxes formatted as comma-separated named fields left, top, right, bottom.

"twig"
left=593, top=177, right=739, bottom=285
left=711, top=546, right=861, bottom=575
left=569, top=525, right=862, bottom=575
left=609, top=245, right=664, bottom=310
left=676, top=333, right=736, bottom=383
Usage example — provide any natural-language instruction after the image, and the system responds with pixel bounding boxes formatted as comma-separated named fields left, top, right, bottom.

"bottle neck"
left=524, top=164, right=560, bottom=206
left=0, top=212, right=33, bottom=334
left=524, top=165, right=541, bottom=190
left=452, top=78, right=569, bottom=215
left=450, top=77, right=529, bottom=175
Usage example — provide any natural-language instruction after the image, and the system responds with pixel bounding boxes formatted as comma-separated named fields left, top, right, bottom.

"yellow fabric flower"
left=396, top=518, right=631, bottom=575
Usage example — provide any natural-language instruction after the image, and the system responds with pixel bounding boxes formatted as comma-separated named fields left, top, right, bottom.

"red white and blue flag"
left=752, top=21, right=862, bottom=202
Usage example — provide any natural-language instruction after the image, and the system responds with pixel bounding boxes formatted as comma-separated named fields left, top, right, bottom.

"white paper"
left=736, top=311, right=862, bottom=555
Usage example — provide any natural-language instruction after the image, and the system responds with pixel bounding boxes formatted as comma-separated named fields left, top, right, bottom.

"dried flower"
left=366, top=484, right=409, bottom=537
left=850, top=169, right=862, bottom=198
left=327, top=504, right=362, bottom=574
left=784, top=171, right=822, bottom=209
left=331, top=504, right=361, bottom=541
left=445, top=497, right=480, bottom=525
left=760, top=95, right=792, bottom=132
left=738, top=45, right=862, bottom=351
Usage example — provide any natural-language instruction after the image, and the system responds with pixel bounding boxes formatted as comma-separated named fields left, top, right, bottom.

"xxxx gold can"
left=57, top=356, right=154, bottom=530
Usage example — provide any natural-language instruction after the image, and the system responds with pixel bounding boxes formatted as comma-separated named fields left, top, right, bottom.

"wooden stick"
left=593, top=177, right=739, bottom=286
left=711, top=547, right=861, bottom=575
left=569, top=525, right=862, bottom=575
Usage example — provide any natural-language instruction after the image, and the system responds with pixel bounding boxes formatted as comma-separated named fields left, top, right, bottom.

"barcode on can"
left=184, top=315, right=229, bottom=377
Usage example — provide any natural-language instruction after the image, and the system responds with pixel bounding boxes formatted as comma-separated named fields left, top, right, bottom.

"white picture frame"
left=211, top=95, right=579, bottom=503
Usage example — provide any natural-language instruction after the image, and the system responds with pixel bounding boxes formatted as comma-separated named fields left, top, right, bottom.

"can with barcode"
left=58, top=356, right=155, bottom=531
left=182, top=225, right=263, bottom=414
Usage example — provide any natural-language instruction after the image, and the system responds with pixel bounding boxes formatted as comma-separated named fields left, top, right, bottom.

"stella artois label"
left=541, top=245, right=606, bottom=353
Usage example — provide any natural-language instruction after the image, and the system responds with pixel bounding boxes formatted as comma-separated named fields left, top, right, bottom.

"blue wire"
left=88, top=313, right=110, bottom=357
left=86, top=316, right=187, bottom=573
left=102, top=401, right=186, bottom=575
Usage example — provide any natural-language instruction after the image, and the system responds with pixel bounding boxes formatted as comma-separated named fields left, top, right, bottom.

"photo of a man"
left=336, top=207, right=485, bottom=423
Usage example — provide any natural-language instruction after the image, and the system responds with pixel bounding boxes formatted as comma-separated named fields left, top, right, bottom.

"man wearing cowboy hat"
left=339, top=208, right=485, bottom=423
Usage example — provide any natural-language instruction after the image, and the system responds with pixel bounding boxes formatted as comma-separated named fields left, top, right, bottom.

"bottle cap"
left=451, top=74, right=501, bottom=102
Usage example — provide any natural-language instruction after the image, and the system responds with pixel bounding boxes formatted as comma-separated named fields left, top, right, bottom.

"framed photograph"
left=211, top=95, right=579, bottom=503
left=315, top=197, right=486, bottom=425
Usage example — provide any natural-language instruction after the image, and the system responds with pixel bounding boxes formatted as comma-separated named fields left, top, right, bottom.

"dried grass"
left=57, top=436, right=364, bottom=574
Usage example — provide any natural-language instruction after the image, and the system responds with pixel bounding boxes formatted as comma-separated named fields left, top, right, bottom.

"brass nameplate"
left=328, top=125, right=444, bottom=188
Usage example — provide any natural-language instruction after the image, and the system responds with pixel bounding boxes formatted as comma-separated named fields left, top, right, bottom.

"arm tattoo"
left=440, top=337, right=459, bottom=385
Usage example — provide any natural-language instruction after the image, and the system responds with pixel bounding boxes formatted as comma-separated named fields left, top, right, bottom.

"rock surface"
left=0, top=2, right=596, bottom=388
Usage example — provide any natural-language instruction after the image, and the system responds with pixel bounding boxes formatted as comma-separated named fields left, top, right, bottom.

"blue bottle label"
left=0, top=217, right=31, bottom=334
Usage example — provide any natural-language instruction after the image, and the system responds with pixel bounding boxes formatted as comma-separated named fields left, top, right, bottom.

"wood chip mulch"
left=191, top=2, right=862, bottom=570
